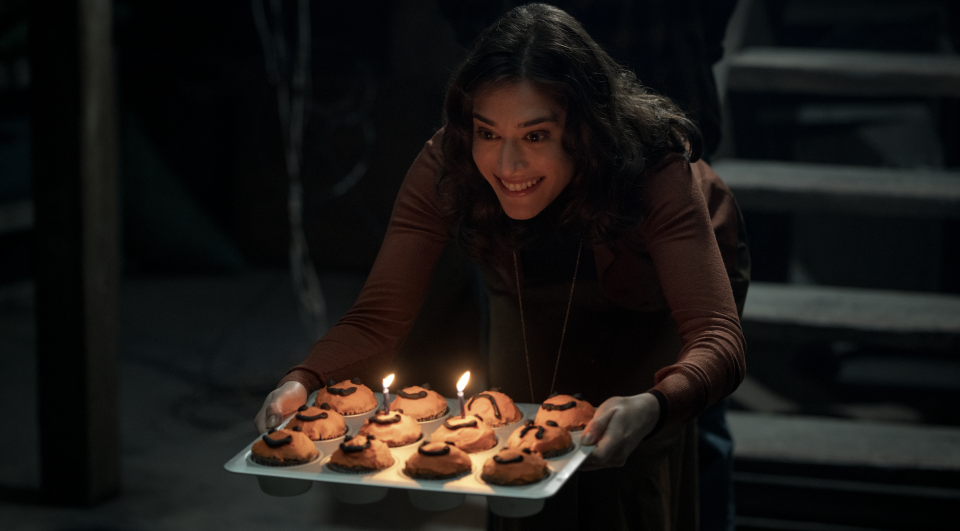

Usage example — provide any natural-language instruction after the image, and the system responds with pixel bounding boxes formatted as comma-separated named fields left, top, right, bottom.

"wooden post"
left=29, top=0, right=120, bottom=505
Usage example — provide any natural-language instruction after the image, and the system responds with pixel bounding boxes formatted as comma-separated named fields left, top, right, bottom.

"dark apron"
left=481, top=242, right=699, bottom=531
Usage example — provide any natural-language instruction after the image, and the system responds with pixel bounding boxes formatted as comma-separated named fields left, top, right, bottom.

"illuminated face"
left=472, top=81, right=575, bottom=220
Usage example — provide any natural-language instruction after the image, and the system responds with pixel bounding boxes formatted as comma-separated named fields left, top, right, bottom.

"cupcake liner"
left=247, top=449, right=322, bottom=468
left=322, top=454, right=396, bottom=475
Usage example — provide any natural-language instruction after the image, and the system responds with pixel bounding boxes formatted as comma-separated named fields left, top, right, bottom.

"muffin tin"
left=224, top=393, right=594, bottom=517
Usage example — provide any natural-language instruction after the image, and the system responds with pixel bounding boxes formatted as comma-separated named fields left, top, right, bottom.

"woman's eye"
left=476, top=130, right=495, bottom=140
left=527, top=131, right=546, bottom=142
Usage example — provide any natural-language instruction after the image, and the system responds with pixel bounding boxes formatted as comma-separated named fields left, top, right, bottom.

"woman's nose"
left=497, top=140, right=527, bottom=177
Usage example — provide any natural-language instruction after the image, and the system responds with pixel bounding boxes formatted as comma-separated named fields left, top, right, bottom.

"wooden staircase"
left=715, top=1, right=960, bottom=529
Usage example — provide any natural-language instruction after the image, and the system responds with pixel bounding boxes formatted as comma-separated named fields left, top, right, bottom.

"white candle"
left=456, top=371, right=470, bottom=419
left=382, top=374, right=395, bottom=414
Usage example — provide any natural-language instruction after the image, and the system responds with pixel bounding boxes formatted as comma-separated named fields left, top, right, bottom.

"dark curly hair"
left=438, top=3, right=702, bottom=262
left=437, top=4, right=703, bottom=261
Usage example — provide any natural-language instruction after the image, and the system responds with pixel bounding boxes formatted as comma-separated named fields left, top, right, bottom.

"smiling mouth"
left=499, top=177, right=544, bottom=192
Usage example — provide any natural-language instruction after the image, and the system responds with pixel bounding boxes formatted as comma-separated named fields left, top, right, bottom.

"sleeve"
left=640, top=155, right=746, bottom=426
left=278, top=131, right=452, bottom=393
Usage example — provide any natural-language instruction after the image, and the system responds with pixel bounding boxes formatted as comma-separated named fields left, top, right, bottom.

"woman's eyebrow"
left=472, top=113, right=557, bottom=128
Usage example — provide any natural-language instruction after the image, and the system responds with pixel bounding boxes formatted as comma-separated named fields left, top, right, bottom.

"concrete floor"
left=0, top=270, right=487, bottom=530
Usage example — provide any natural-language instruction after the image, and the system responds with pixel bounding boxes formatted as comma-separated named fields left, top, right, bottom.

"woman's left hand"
left=579, top=392, right=660, bottom=471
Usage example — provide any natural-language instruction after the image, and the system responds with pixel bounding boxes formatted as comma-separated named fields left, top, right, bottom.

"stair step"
left=729, top=412, right=960, bottom=476
left=742, top=283, right=960, bottom=350
left=729, top=412, right=960, bottom=529
left=727, top=47, right=960, bottom=97
left=712, top=159, right=960, bottom=218
left=0, top=199, right=33, bottom=235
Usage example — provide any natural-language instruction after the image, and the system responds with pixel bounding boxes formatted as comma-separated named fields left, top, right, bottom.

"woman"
left=255, top=4, right=746, bottom=529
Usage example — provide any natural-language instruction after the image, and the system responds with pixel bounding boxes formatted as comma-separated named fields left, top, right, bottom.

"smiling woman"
left=256, top=4, right=747, bottom=530
left=471, top=81, right=574, bottom=220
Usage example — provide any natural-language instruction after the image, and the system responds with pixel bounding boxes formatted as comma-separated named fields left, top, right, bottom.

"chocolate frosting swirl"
left=262, top=432, right=292, bottom=448
left=319, top=402, right=331, bottom=410
left=520, top=424, right=546, bottom=440
left=494, top=453, right=523, bottom=464
left=418, top=442, right=452, bottom=456
left=541, top=401, right=576, bottom=411
left=327, top=385, right=357, bottom=397
left=298, top=405, right=309, bottom=412
left=340, top=437, right=371, bottom=453
left=468, top=393, right=501, bottom=419
left=397, top=388, right=428, bottom=399
left=369, top=413, right=402, bottom=425
left=296, top=411, right=328, bottom=422
left=442, top=418, right=478, bottom=430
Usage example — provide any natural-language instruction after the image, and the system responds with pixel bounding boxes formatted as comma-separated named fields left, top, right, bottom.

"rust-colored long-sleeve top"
left=280, top=130, right=745, bottom=428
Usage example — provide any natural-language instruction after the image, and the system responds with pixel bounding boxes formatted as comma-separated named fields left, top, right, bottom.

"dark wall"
left=114, top=0, right=462, bottom=273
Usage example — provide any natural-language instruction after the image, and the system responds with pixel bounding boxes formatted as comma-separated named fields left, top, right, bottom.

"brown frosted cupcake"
left=506, top=420, right=573, bottom=458
left=314, top=378, right=378, bottom=415
left=465, top=389, right=522, bottom=427
left=429, top=414, right=497, bottom=453
left=481, top=448, right=548, bottom=486
left=389, top=384, right=449, bottom=421
left=356, top=410, right=423, bottom=447
left=328, top=434, right=394, bottom=473
left=250, top=428, right=319, bottom=466
left=285, top=403, right=347, bottom=441
left=534, top=393, right=595, bottom=431
left=403, top=441, right=473, bottom=480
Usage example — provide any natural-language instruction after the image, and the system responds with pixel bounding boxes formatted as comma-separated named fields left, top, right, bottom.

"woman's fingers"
left=579, top=393, right=661, bottom=471
left=580, top=400, right=624, bottom=471
left=253, top=381, right=308, bottom=434
left=581, top=402, right=617, bottom=446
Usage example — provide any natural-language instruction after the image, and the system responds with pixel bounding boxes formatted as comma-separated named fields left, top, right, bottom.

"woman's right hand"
left=253, top=381, right=308, bottom=434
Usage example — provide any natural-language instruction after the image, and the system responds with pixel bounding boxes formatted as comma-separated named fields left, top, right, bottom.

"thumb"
left=265, top=400, right=288, bottom=429
left=581, top=407, right=615, bottom=446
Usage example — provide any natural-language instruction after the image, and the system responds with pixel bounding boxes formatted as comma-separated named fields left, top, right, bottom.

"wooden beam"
left=29, top=0, right=119, bottom=505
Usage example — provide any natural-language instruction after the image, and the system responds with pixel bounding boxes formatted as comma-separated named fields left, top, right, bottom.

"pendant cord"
left=513, top=240, right=582, bottom=403
left=513, top=250, right=536, bottom=403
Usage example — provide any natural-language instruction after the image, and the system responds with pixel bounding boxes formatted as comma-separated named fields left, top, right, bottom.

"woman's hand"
left=578, top=392, right=660, bottom=471
left=253, top=381, right=308, bottom=434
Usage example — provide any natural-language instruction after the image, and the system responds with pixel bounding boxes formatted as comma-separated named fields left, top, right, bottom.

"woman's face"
left=472, top=80, right=575, bottom=220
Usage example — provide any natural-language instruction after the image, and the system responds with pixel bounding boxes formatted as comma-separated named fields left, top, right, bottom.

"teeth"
left=501, top=177, right=542, bottom=192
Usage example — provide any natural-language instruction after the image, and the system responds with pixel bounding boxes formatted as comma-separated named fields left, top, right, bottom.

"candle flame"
left=456, top=371, right=470, bottom=392
left=383, top=374, right=395, bottom=388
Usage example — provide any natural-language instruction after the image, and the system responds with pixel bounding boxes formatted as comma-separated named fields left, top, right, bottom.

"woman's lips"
left=498, top=176, right=544, bottom=196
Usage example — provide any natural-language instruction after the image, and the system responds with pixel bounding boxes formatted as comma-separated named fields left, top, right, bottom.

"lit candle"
left=456, top=371, right=470, bottom=419
left=382, top=374, right=395, bottom=414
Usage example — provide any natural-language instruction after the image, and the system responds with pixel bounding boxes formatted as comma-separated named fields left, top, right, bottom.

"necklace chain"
left=512, top=240, right=583, bottom=403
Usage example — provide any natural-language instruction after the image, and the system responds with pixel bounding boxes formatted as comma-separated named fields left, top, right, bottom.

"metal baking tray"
left=224, top=393, right=594, bottom=517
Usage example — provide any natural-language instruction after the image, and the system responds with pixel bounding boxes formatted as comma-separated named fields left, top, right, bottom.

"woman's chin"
left=497, top=196, right=551, bottom=221
left=501, top=206, right=541, bottom=221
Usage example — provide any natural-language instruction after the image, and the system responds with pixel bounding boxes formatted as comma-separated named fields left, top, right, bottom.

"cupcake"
left=403, top=441, right=473, bottom=480
left=251, top=428, right=319, bottom=466
left=481, top=448, right=548, bottom=486
left=356, top=410, right=422, bottom=447
left=389, top=384, right=449, bottom=421
left=285, top=403, right=347, bottom=441
left=465, top=389, right=523, bottom=427
left=429, top=414, right=497, bottom=453
left=314, top=378, right=379, bottom=415
left=506, top=420, right=573, bottom=458
left=327, top=434, right=394, bottom=473
left=534, top=393, right=595, bottom=431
